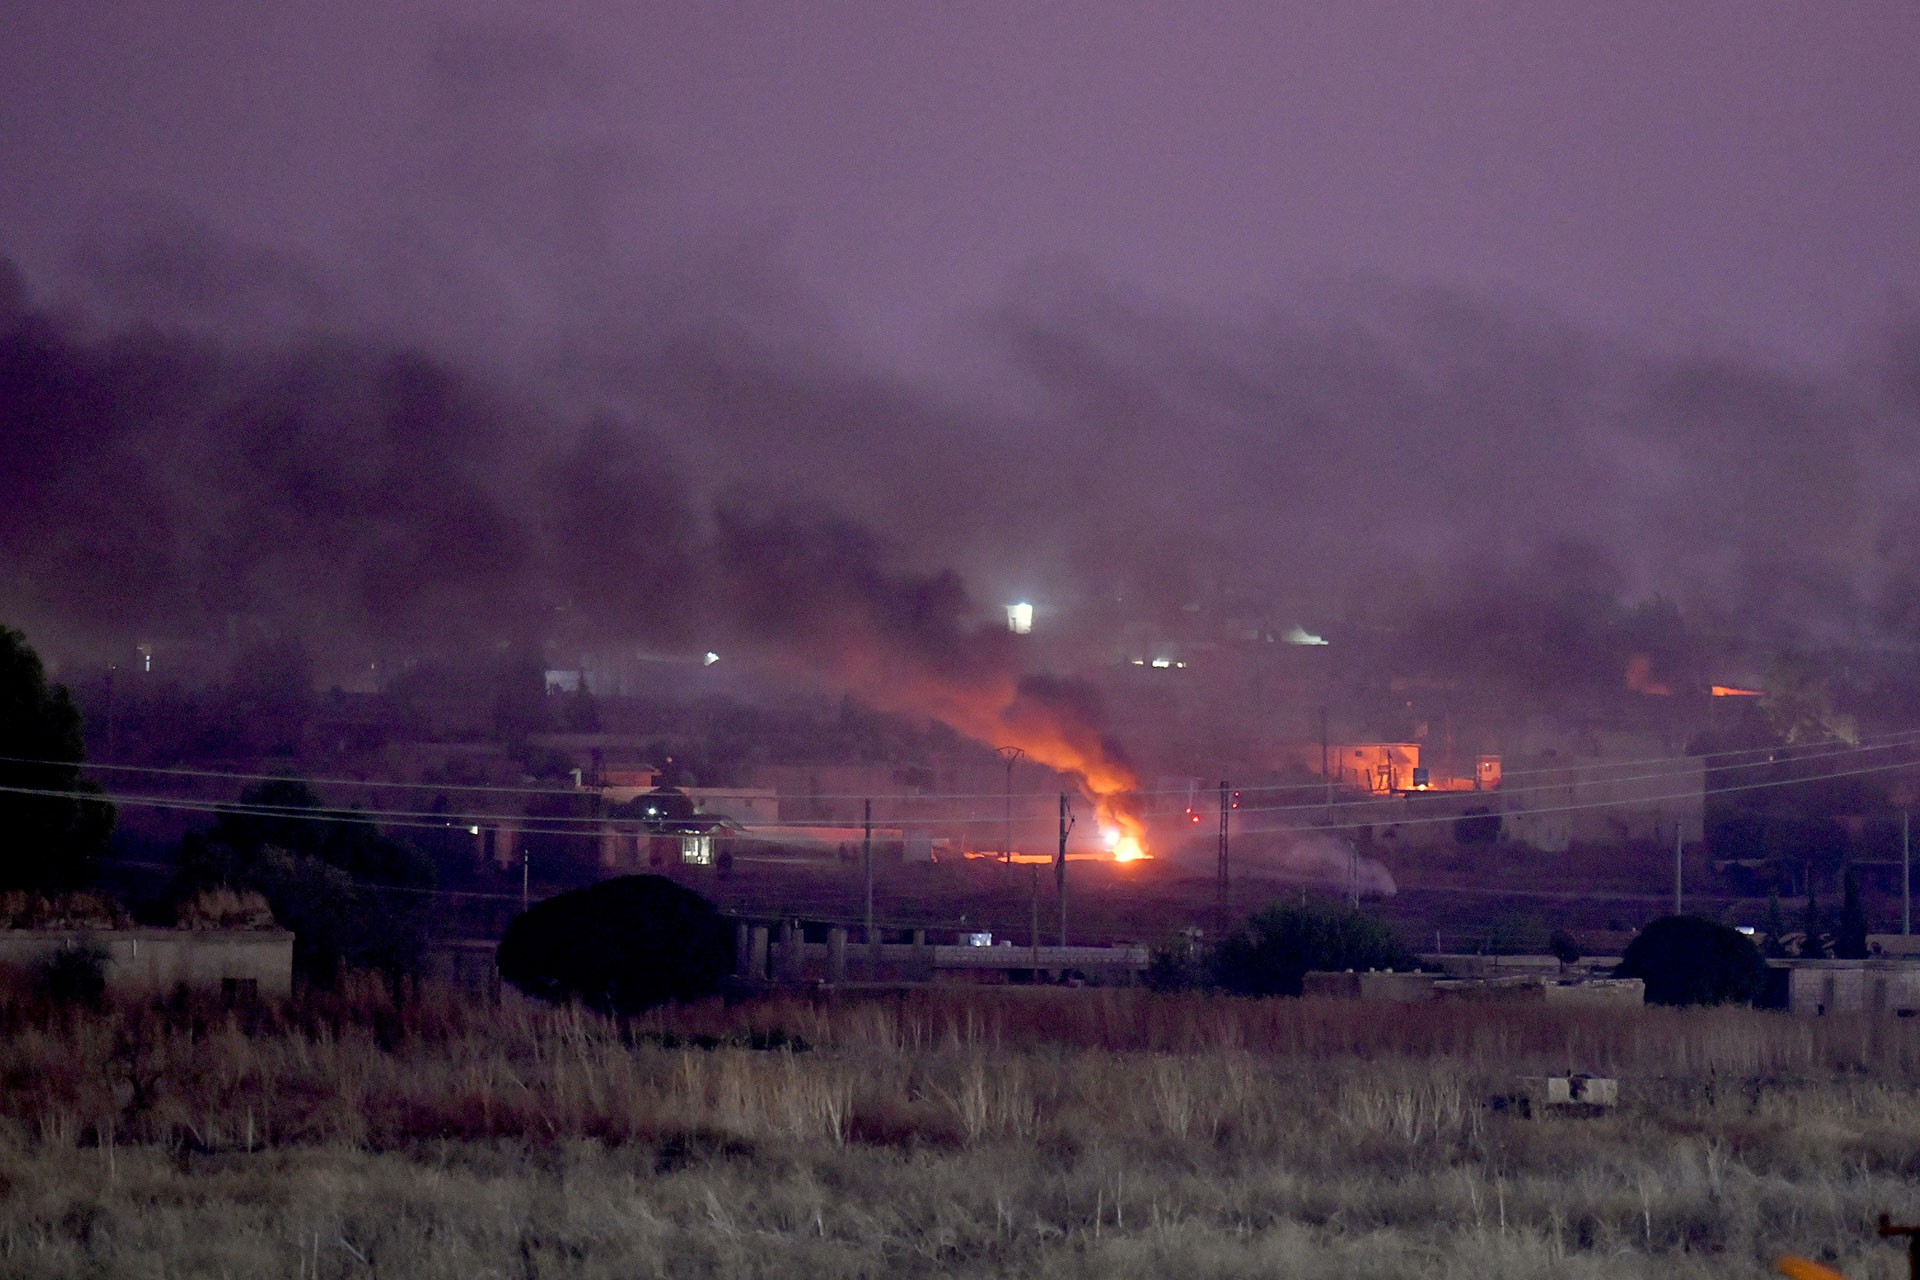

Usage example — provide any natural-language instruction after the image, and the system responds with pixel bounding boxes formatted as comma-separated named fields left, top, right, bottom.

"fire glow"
left=728, top=541, right=1152, bottom=863
left=1103, top=820, right=1148, bottom=863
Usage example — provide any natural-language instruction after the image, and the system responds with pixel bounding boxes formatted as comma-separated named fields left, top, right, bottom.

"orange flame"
left=741, top=584, right=1150, bottom=861
left=784, top=654, right=1151, bottom=861
left=1099, top=796, right=1150, bottom=862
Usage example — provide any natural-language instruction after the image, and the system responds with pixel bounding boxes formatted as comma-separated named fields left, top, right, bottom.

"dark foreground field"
left=2, top=981, right=1918, bottom=1278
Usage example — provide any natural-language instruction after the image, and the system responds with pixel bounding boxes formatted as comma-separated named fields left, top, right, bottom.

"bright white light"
left=703, top=651, right=719, bottom=666
left=1285, top=625, right=1328, bottom=646
left=1151, top=657, right=1172, bottom=669
left=1007, top=602, right=1034, bottom=635
left=1736, top=925, right=1757, bottom=936
left=468, top=825, right=480, bottom=835
left=1130, top=658, right=1146, bottom=666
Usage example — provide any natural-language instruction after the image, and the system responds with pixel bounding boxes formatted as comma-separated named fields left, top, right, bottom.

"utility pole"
left=864, top=799, right=876, bottom=977
left=1904, top=810, right=1911, bottom=936
left=521, top=845, right=529, bottom=914
left=103, top=664, right=117, bottom=761
left=1318, top=706, right=1333, bottom=824
left=1030, top=863, right=1041, bottom=973
left=1673, top=824, right=1684, bottom=916
left=997, top=746, right=1025, bottom=861
left=1056, top=793, right=1070, bottom=947
left=1217, top=779, right=1230, bottom=934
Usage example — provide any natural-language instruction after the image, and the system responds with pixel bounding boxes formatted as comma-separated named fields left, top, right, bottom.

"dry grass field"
left=2, top=979, right=1919, bottom=1278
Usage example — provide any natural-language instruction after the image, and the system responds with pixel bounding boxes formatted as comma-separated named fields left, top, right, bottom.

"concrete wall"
left=0, top=929, right=294, bottom=998
left=1786, top=960, right=1920, bottom=1015
left=1303, top=970, right=1437, bottom=1001
left=1500, top=753, right=1703, bottom=853
left=1333, top=973, right=1645, bottom=1005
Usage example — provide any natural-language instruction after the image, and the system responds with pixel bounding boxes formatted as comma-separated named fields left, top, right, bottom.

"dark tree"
left=1800, top=880, right=1828, bottom=958
left=187, top=778, right=434, bottom=986
left=1211, top=899, right=1415, bottom=997
left=1759, top=891, right=1790, bottom=959
left=1836, top=867, right=1870, bottom=959
left=0, top=625, right=113, bottom=893
left=497, top=875, right=733, bottom=1015
left=1616, top=916, right=1768, bottom=1007
left=1548, top=929, right=1582, bottom=965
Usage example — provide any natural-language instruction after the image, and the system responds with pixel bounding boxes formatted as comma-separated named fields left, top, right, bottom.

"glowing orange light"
left=1104, top=825, right=1148, bottom=862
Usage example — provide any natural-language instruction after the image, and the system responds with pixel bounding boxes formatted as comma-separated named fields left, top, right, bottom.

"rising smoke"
left=5, top=14, right=1920, bottom=769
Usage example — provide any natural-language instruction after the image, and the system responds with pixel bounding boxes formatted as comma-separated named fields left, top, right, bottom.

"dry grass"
left=1, top=978, right=1918, bottom=1277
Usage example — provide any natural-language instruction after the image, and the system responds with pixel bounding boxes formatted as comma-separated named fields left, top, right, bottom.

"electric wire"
left=6, top=736, right=1919, bottom=843
left=6, top=724, right=1919, bottom=813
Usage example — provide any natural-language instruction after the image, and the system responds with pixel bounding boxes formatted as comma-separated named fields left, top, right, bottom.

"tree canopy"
left=182, top=778, right=434, bottom=985
left=1616, top=915, right=1768, bottom=1007
left=1212, top=899, right=1415, bottom=997
left=498, top=875, right=734, bottom=1014
left=0, top=625, right=113, bottom=893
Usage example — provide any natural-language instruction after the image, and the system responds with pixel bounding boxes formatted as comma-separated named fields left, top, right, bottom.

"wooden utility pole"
left=1905, top=810, right=1912, bottom=936
left=1056, top=793, right=1070, bottom=947
left=863, top=799, right=876, bottom=977
left=1674, top=824, right=1684, bottom=916
left=997, top=746, right=1025, bottom=862
left=1217, top=780, right=1231, bottom=933
left=1029, top=864, right=1041, bottom=973
left=1319, top=706, right=1333, bottom=823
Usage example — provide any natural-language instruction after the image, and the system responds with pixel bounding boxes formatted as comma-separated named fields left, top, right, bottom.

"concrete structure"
left=1296, top=963, right=1644, bottom=1006
left=1499, top=740, right=1704, bottom=853
left=1433, top=975, right=1645, bottom=1006
left=425, top=938, right=501, bottom=998
left=0, top=928, right=294, bottom=998
left=730, top=919, right=1148, bottom=986
left=1785, top=960, right=1920, bottom=1016
left=1303, top=970, right=1437, bottom=1001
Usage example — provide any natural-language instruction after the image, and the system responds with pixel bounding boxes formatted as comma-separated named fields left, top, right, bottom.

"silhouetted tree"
left=1837, top=866, right=1870, bottom=959
left=1548, top=929, right=1582, bottom=965
left=1800, top=880, right=1829, bottom=958
left=1759, top=891, right=1791, bottom=959
left=1616, top=916, right=1767, bottom=1007
left=497, top=876, right=733, bottom=1014
left=1211, top=899, right=1414, bottom=997
left=185, top=778, right=434, bottom=986
left=0, top=625, right=113, bottom=893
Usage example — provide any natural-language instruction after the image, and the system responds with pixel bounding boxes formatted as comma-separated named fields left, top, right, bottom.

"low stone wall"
left=1303, top=971, right=1437, bottom=1002
left=1785, top=960, right=1920, bottom=1015
left=0, top=928, right=294, bottom=998
left=1304, top=969, right=1645, bottom=1006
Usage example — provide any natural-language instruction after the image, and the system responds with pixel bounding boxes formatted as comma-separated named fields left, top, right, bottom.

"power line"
left=10, top=723, right=1917, bottom=816
left=4, top=738, right=1918, bottom=843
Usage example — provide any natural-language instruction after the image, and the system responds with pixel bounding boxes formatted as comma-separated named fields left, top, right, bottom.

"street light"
left=996, top=746, right=1026, bottom=862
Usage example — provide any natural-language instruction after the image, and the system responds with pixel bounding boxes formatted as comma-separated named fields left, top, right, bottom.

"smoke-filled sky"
left=4, top=2, right=1920, bottom=680
left=5, top=3, right=1919, bottom=368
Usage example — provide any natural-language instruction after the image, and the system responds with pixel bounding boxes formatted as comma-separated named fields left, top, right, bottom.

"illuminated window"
left=680, top=834, right=714, bottom=866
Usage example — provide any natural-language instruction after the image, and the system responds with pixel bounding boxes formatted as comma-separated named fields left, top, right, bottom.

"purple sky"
left=5, top=1, right=1917, bottom=372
